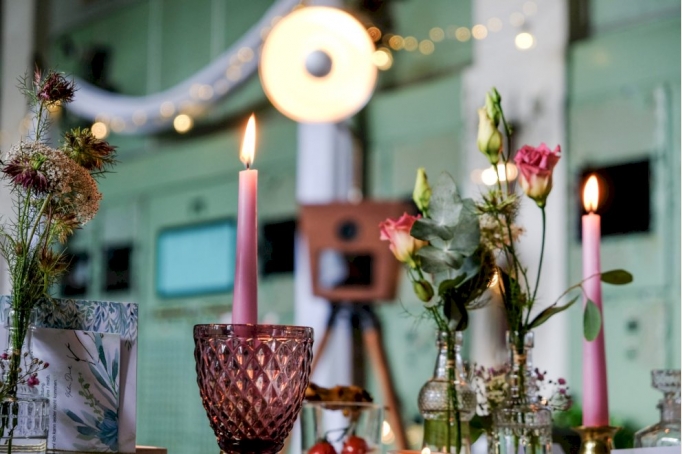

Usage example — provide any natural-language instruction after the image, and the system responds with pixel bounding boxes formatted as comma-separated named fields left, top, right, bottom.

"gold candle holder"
left=573, top=426, right=620, bottom=454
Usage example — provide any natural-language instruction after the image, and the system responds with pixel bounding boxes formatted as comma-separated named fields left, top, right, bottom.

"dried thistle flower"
left=34, top=68, right=75, bottom=105
left=3, top=141, right=102, bottom=224
left=62, top=127, right=117, bottom=173
left=51, top=213, right=79, bottom=244
left=2, top=149, right=49, bottom=193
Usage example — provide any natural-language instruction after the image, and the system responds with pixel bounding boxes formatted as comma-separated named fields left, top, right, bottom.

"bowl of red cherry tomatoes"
left=301, top=402, right=384, bottom=454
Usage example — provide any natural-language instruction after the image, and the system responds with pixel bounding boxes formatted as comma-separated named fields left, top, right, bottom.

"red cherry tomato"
left=342, top=436, right=368, bottom=454
left=309, top=440, right=337, bottom=454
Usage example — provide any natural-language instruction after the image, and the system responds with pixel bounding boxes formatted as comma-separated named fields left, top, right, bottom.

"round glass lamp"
left=259, top=6, right=377, bottom=123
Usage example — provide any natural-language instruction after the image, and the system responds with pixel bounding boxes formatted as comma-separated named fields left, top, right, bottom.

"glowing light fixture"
left=515, top=32, right=535, bottom=50
left=259, top=6, right=377, bottom=123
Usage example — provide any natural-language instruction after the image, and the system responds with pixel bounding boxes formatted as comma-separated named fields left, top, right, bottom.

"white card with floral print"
left=33, top=327, right=121, bottom=453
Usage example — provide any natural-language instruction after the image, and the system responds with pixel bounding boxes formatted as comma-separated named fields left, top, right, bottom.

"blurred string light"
left=515, top=31, right=535, bottom=50
left=173, top=114, right=193, bottom=133
left=472, top=163, right=518, bottom=186
left=372, top=48, right=393, bottom=70
left=91, top=121, right=109, bottom=139
left=367, top=0, right=538, bottom=70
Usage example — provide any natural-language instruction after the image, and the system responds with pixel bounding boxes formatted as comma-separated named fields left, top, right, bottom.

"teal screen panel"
left=156, top=220, right=236, bottom=298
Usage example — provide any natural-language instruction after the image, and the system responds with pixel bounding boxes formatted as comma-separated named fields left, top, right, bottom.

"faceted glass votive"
left=300, top=402, right=384, bottom=454
left=194, top=324, right=314, bottom=454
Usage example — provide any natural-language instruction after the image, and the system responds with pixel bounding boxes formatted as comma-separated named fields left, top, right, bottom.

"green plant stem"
left=527, top=207, right=546, bottom=326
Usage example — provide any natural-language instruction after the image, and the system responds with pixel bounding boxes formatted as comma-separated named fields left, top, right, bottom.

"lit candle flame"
left=583, top=175, right=599, bottom=212
left=240, top=113, right=256, bottom=168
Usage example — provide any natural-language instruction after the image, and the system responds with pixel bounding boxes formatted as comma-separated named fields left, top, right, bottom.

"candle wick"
left=245, top=162, right=251, bottom=170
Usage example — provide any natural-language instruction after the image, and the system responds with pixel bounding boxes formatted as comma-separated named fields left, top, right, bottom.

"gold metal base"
left=573, top=426, right=620, bottom=454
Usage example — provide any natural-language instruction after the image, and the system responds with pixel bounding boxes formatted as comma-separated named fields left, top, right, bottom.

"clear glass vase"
left=492, top=331, right=552, bottom=454
left=634, top=369, right=681, bottom=447
left=418, top=330, right=476, bottom=454
left=0, top=308, right=49, bottom=453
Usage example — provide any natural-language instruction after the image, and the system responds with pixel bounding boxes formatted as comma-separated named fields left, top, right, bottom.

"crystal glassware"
left=194, top=324, right=314, bottom=454
left=634, top=369, right=681, bottom=447
left=300, top=402, right=384, bottom=454
left=418, top=330, right=476, bottom=454
left=492, top=331, right=552, bottom=454
left=0, top=308, right=49, bottom=454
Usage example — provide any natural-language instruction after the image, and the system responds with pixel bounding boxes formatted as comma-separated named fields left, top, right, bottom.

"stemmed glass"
left=194, top=324, right=314, bottom=454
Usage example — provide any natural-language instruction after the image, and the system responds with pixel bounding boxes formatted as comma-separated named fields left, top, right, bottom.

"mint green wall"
left=44, top=0, right=681, bottom=450
left=566, top=6, right=681, bottom=428
left=47, top=0, right=473, bottom=451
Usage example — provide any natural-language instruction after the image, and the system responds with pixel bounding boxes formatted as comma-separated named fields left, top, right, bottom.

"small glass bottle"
left=492, top=331, right=552, bottom=454
left=634, top=369, right=681, bottom=447
left=418, top=330, right=476, bottom=454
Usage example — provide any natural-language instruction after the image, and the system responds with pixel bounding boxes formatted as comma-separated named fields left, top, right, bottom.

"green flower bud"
left=490, top=87, right=501, bottom=103
left=413, top=279, right=434, bottom=302
left=477, top=108, right=503, bottom=165
left=485, top=93, right=500, bottom=126
left=412, top=167, right=432, bottom=214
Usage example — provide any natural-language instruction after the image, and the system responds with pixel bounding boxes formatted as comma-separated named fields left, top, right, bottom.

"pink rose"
left=514, top=143, right=561, bottom=207
left=379, top=213, right=427, bottom=268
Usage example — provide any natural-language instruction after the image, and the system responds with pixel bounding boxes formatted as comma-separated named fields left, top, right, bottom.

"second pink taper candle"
left=581, top=175, right=609, bottom=427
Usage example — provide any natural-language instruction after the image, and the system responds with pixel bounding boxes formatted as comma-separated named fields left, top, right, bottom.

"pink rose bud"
left=379, top=213, right=428, bottom=268
left=514, top=143, right=561, bottom=207
left=558, top=378, right=566, bottom=385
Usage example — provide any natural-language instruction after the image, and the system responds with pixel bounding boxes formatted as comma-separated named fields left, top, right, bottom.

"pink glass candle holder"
left=194, top=324, right=314, bottom=454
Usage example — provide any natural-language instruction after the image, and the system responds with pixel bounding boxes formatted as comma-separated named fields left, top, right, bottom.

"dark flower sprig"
left=33, top=67, right=76, bottom=105
left=62, top=127, right=117, bottom=175
left=0, top=68, right=116, bottom=418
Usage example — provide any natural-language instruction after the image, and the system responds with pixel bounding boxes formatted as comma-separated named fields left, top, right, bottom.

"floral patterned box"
left=0, top=297, right=138, bottom=453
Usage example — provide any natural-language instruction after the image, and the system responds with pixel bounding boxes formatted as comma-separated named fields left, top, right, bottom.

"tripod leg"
left=363, top=324, right=409, bottom=449
left=310, top=303, right=341, bottom=376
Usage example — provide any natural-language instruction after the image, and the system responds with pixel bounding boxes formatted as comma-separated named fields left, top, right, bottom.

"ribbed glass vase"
left=418, top=330, right=476, bottom=454
left=491, top=331, right=552, bottom=454
left=0, top=308, right=49, bottom=454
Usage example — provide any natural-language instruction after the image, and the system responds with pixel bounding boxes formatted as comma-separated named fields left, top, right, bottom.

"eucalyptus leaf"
left=416, top=246, right=463, bottom=273
left=529, top=295, right=579, bottom=329
left=428, top=173, right=463, bottom=226
left=600, top=269, right=633, bottom=285
left=583, top=299, right=602, bottom=341
left=449, top=199, right=481, bottom=256
left=411, top=218, right=453, bottom=243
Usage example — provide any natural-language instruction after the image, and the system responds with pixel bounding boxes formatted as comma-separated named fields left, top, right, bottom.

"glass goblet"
left=194, top=324, right=314, bottom=454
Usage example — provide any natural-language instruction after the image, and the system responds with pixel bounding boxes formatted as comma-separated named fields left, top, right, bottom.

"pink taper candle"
left=581, top=175, right=609, bottom=427
left=232, top=114, right=258, bottom=325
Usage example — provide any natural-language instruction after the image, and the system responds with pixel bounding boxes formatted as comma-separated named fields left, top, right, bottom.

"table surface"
left=46, top=447, right=167, bottom=454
